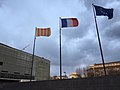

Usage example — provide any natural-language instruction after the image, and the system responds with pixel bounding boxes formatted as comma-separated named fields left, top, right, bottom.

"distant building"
left=0, top=43, right=50, bottom=81
left=86, top=61, right=120, bottom=77
left=69, top=72, right=80, bottom=78
left=50, top=75, right=68, bottom=80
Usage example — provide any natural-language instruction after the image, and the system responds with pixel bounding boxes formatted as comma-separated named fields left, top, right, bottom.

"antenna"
left=22, top=44, right=30, bottom=50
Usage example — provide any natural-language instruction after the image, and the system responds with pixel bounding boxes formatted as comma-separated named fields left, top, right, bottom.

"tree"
left=75, top=68, right=82, bottom=78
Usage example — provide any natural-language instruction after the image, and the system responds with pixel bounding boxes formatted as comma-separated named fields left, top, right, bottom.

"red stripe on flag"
left=38, top=28, right=40, bottom=36
left=44, top=28, right=46, bottom=36
left=71, top=18, right=79, bottom=27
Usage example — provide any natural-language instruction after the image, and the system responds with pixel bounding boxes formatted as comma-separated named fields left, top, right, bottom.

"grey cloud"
left=62, top=11, right=92, bottom=39
left=83, top=0, right=115, bottom=10
left=105, top=24, right=120, bottom=40
left=0, top=0, right=5, bottom=7
left=35, top=38, right=59, bottom=66
left=61, top=37, right=101, bottom=67
left=99, top=39, right=120, bottom=63
left=100, top=8, right=120, bottom=40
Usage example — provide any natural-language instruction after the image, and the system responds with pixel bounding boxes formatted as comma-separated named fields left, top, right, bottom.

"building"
left=86, top=61, right=120, bottom=77
left=69, top=72, right=81, bottom=78
left=0, top=43, right=50, bottom=81
left=50, top=75, right=68, bottom=80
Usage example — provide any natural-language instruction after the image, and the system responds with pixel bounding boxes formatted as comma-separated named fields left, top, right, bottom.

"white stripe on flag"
left=67, top=19, right=74, bottom=27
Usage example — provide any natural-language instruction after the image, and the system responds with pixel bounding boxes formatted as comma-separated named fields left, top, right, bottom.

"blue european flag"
left=94, top=5, right=114, bottom=19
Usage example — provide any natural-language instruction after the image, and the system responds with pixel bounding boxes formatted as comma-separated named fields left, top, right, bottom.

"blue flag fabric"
left=94, top=5, right=114, bottom=19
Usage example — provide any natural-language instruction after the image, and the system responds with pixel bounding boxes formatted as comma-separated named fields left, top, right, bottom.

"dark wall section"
left=1, top=76, right=120, bottom=90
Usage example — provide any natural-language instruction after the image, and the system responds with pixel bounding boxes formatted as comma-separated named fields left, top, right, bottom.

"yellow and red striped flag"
left=36, top=27, right=51, bottom=37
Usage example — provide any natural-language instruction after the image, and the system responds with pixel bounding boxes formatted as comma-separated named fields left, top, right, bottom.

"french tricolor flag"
left=61, top=18, right=79, bottom=28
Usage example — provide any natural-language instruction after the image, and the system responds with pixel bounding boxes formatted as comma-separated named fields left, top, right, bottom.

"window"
left=24, top=74, right=30, bottom=76
left=14, top=72, right=20, bottom=74
left=0, top=62, right=3, bottom=65
left=1, top=70, right=8, bottom=73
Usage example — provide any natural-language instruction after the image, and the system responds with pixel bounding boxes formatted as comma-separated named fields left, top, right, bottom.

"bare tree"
left=75, top=68, right=82, bottom=78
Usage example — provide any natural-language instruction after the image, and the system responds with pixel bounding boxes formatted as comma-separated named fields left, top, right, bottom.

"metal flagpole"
left=30, top=27, right=37, bottom=81
left=92, top=3, right=107, bottom=76
left=59, top=17, right=62, bottom=79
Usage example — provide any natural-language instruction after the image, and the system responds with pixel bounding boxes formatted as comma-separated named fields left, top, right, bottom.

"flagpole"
left=59, top=17, right=62, bottom=79
left=92, top=3, right=107, bottom=76
left=30, top=27, right=37, bottom=81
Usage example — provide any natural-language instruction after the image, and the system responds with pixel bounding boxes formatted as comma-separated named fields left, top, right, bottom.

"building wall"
left=34, top=56, right=50, bottom=80
left=1, top=76, right=120, bottom=90
left=0, top=43, right=50, bottom=80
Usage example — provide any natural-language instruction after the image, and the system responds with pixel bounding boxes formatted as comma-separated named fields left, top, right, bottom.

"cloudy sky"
left=0, top=0, right=120, bottom=76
